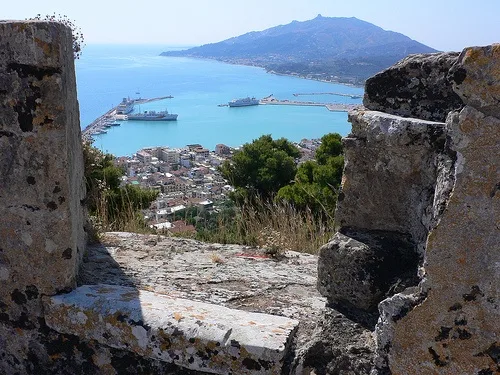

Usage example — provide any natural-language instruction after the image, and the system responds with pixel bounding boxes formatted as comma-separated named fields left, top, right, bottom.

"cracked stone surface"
left=363, top=51, right=463, bottom=122
left=79, top=232, right=327, bottom=350
left=44, top=284, right=299, bottom=375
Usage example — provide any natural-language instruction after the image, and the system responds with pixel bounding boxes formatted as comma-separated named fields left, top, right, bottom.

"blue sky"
left=3, top=0, right=499, bottom=51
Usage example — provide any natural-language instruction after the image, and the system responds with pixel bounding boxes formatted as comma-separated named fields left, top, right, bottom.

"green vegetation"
left=219, top=135, right=300, bottom=202
left=181, top=133, right=345, bottom=254
left=277, top=133, right=344, bottom=219
left=84, top=132, right=344, bottom=254
left=83, top=143, right=158, bottom=235
left=168, top=198, right=331, bottom=255
left=219, top=133, right=343, bottom=219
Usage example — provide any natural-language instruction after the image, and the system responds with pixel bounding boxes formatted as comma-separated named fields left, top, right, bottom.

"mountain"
left=161, top=15, right=438, bottom=84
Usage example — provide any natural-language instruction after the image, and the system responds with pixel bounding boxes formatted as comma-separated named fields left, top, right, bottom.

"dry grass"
left=237, top=198, right=333, bottom=254
left=210, top=253, right=226, bottom=264
left=90, top=184, right=332, bottom=254
left=195, top=197, right=334, bottom=255
left=90, top=187, right=153, bottom=236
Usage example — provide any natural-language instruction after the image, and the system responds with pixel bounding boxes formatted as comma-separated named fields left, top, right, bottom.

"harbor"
left=82, top=96, right=174, bottom=141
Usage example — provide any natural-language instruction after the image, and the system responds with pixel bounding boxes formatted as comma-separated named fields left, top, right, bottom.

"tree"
left=219, top=135, right=300, bottom=201
left=83, top=143, right=158, bottom=228
left=315, top=133, right=343, bottom=164
left=277, top=133, right=344, bottom=218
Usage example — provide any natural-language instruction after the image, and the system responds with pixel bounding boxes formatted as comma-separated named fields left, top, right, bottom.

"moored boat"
left=127, top=109, right=178, bottom=121
left=228, top=97, right=259, bottom=107
left=116, top=97, right=134, bottom=114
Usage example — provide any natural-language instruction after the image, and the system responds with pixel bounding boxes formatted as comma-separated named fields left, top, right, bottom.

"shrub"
left=83, top=143, right=157, bottom=235
left=28, top=13, right=85, bottom=59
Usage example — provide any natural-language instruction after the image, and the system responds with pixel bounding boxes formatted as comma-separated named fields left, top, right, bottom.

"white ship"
left=228, top=97, right=259, bottom=107
left=116, top=97, right=134, bottom=114
left=127, top=109, right=178, bottom=121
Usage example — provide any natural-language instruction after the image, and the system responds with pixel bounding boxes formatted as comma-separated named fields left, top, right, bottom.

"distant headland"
left=161, top=15, right=438, bottom=85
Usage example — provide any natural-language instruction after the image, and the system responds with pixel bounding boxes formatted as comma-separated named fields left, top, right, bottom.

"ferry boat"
left=116, top=97, right=134, bottom=114
left=228, top=97, right=259, bottom=107
left=127, top=109, right=178, bottom=121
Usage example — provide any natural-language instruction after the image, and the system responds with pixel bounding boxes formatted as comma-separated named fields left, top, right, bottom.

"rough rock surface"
left=338, top=110, right=447, bottom=254
left=373, top=44, right=500, bottom=375
left=0, top=320, right=214, bottom=375
left=316, top=108, right=452, bottom=366
left=449, top=44, right=500, bottom=118
left=319, top=44, right=498, bottom=375
left=79, top=232, right=377, bottom=374
left=79, top=232, right=325, bottom=350
left=44, top=284, right=299, bottom=375
left=0, top=20, right=85, bottom=319
left=0, top=20, right=87, bottom=375
left=363, top=52, right=463, bottom=122
left=292, top=308, right=376, bottom=375
left=318, top=231, right=419, bottom=312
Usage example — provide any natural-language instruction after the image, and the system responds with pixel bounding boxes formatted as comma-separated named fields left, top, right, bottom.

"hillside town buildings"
left=116, top=141, right=321, bottom=233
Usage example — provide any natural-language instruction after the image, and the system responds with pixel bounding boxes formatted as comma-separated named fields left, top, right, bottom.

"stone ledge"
left=348, top=110, right=446, bottom=147
left=43, top=284, right=299, bottom=375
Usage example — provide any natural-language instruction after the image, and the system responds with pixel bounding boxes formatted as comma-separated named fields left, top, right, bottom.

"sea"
left=76, top=44, right=363, bottom=157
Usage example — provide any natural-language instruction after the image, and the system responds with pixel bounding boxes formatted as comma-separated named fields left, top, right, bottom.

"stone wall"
left=318, top=45, right=499, bottom=374
left=0, top=20, right=86, bottom=316
left=378, top=44, right=500, bottom=375
left=0, top=20, right=86, bottom=374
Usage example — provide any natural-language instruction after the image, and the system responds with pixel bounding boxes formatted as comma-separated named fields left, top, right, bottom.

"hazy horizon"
left=3, top=0, right=499, bottom=52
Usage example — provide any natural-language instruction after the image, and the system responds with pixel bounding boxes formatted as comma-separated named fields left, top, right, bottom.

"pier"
left=135, top=95, right=173, bottom=104
left=217, top=94, right=361, bottom=112
left=293, top=92, right=363, bottom=99
left=82, top=108, right=117, bottom=142
left=82, top=96, right=173, bottom=141
left=259, top=96, right=360, bottom=112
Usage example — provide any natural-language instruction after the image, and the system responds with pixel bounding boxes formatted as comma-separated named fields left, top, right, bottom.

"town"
left=113, top=139, right=324, bottom=234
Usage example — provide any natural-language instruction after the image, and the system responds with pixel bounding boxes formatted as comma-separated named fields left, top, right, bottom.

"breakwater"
left=259, top=96, right=360, bottom=112
left=293, top=92, right=363, bottom=99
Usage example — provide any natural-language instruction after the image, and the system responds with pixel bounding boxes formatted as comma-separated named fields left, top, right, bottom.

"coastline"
left=263, top=68, right=364, bottom=88
left=159, top=54, right=365, bottom=89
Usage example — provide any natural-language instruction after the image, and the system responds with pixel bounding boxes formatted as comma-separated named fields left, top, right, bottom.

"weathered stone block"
left=44, top=284, right=299, bottom=375
left=318, top=231, right=419, bottom=312
left=363, top=52, right=463, bottom=122
left=449, top=44, right=500, bottom=119
left=0, top=20, right=85, bottom=320
left=338, top=110, right=447, bottom=253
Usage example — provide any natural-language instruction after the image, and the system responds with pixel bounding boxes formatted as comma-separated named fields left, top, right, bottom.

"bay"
left=76, top=44, right=363, bottom=156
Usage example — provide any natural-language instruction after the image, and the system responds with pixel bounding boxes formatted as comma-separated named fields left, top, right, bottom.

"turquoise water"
left=76, top=45, right=363, bottom=156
